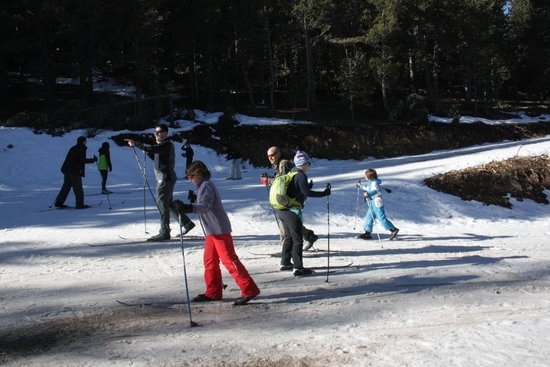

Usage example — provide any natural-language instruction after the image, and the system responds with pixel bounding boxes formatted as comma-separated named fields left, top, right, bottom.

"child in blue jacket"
left=356, top=168, right=399, bottom=240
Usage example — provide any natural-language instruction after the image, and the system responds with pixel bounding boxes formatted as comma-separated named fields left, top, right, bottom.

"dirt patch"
left=424, top=155, right=550, bottom=208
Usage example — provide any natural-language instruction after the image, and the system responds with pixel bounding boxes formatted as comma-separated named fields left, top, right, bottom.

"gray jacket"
left=191, top=179, right=232, bottom=235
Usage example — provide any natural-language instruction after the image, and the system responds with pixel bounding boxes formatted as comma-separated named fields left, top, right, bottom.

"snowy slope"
left=1, top=115, right=549, bottom=366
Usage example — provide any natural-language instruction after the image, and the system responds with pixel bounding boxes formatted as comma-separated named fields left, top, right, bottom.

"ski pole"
left=130, top=146, right=162, bottom=215
left=106, top=191, right=112, bottom=210
left=96, top=161, right=112, bottom=210
left=325, top=183, right=331, bottom=283
left=178, top=214, right=198, bottom=327
left=353, top=180, right=361, bottom=230
left=143, top=151, right=147, bottom=233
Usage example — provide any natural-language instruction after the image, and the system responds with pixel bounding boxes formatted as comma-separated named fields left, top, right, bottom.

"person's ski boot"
left=357, top=231, right=372, bottom=240
left=303, top=229, right=318, bottom=251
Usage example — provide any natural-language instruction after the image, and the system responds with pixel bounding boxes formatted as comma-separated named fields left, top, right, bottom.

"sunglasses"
left=154, top=130, right=164, bottom=134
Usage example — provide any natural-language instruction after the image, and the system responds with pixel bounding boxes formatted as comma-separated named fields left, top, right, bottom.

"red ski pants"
left=202, top=233, right=260, bottom=300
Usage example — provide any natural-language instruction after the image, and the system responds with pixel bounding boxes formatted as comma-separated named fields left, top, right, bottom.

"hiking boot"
left=279, top=264, right=293, bottom=271
left=233, top=295, right=258, bottom=306
left=293, top=268, right=315, bottom=277
left=55, top=203, right=68, bottom=209
left=192, top=294, right=218, bottom=302
left=147, top=233, right=170, bottom=242
left=357, top=231, right=372, bottom=240
left=303, top=234, right=319, bottom=251
left=182, top=221, right=196, bottom=235
left=75, top=204, right=91, bottom=209
left=303, top=230, right=318, bottom=251
left=389, top=228, right=399, bottom=240
left=101, top=189, right=112, bottom=194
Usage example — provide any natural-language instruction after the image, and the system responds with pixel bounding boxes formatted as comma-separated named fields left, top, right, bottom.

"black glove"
left=93, top=155, right=98, bottom=162
left=188, top=190, right=197, bottom=203
left=308, top=180, right=313, bottom=189
left=323, top=183, right=331, bottom=196
left=172, top=199, right=193, bottom=214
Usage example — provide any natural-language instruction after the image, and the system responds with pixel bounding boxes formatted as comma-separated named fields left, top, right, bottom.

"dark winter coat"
left=135, top=138, right=176, bottom=182
left=181, top=145, right=194, bottom=160
left=61, top=141, right=95, bottom=177
left=286, top=169, right=326, bottom=207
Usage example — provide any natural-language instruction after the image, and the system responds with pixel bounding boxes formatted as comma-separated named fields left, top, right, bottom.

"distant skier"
left=181, top=141, right=194, bottom=171
left=356, top=168, right=399, bottom=240
left=97, top=142, right=113, bottom=194
left=54, top=136, right=97, bottom=209
left=223, top=145, right=242, bottom=180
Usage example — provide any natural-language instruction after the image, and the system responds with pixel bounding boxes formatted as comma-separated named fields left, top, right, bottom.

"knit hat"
left=294, top=150, right=311, bottom=167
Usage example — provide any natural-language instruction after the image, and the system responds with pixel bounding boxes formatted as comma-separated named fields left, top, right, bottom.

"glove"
left=323, top=183, right=331, bottom=196
left=355, top=180, right=361, bottom=188
left=308, top=180, right=313, bottom=189
left=93, top=155, right=98, bottom=162
left=187, top=190, right=197, bottom=203
left=172, top=199, right=193, bottom=214
left=260, top=172, right=269, bottom=186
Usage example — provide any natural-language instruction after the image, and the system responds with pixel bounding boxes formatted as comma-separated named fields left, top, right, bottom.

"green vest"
left=97, top=154, right=109, bottom=170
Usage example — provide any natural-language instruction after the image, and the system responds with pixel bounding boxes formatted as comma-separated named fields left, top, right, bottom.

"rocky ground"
left=424, top=154, right=550, bottom=207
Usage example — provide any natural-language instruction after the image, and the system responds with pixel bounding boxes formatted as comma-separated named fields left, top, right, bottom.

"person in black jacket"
left=181, top=141, right=194, bottom=171
left=125, top=124, right=195, bottom=241
left=54, top=136, right=97, bottom=209
left=277, top=150, right=331, bottom=276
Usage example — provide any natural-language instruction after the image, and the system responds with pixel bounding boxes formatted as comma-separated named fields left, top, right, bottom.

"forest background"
left=1, top=0, right=549, bottom=132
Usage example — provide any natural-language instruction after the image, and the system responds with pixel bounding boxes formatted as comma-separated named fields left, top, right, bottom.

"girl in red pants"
left=173, top=160, right=260, bottom=306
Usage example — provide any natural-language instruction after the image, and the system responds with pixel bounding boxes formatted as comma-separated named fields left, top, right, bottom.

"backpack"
left=269, top=171, right=302, bottom=210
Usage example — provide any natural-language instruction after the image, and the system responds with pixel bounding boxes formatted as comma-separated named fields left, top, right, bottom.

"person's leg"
left=233, top=158, right=242, bottom=179
left=156, top=179, right=175, bottom=236
left=279, top=210, right=304, bottom=269
left=277, top=211, right=293, bottom=266
left=363, top=203, right=374, bottom=232
left=55, top=174, right=72, bottom=206
left=214, top=233, right=260, bottom=297
left=202, top=235, right=223, bottom=299
left=72, top=175, right=85, bottom=207
left=100, top=170, right=108, bottom=191
left=373, top=206, right=395, bottom=231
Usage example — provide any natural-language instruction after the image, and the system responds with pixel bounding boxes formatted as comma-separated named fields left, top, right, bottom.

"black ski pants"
left=277, top=209, right=304, bottom=269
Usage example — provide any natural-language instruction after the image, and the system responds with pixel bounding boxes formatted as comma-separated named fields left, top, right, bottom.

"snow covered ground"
left=1, top=112, right=550, bottom=366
